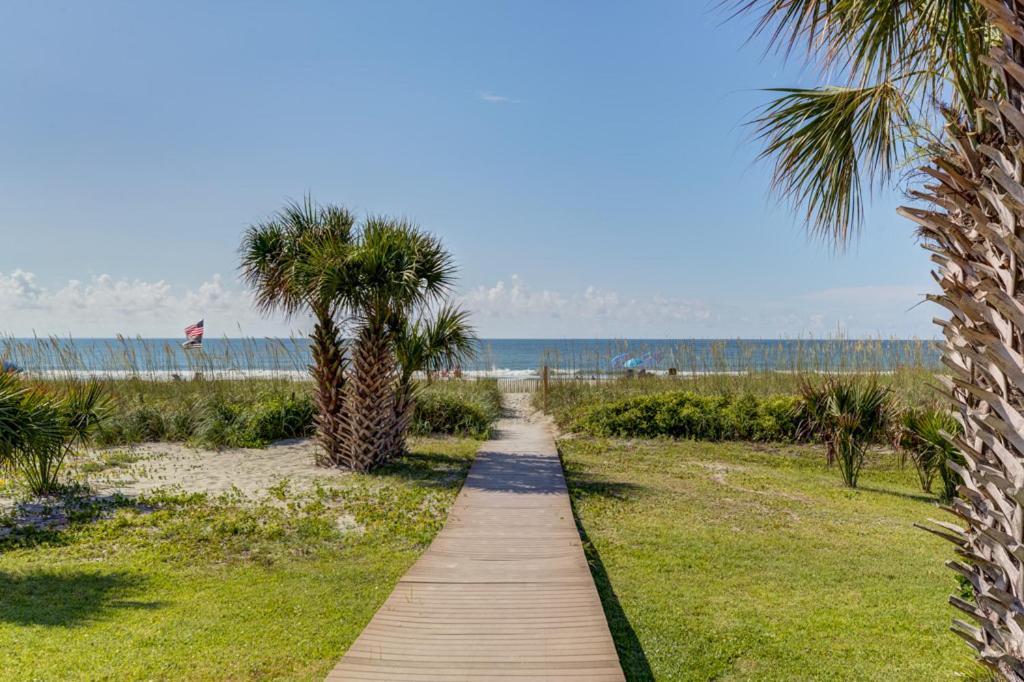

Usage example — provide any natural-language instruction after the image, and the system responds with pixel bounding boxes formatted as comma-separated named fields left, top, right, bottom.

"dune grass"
left=561, top=436, right=984, bottom=681
left=0, top=436, right=478, bottom=681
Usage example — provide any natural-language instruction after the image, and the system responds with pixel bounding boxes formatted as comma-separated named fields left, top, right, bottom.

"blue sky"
left=0, top=1, right=934, bottom=338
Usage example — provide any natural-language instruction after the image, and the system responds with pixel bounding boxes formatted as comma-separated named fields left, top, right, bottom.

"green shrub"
left=898, top=406, right=963, bottom=501
left=409, top=380, right=501, bottom=438
left=0, top=377, right=110, bottom=495
left=46, top=377, right=501, bottom=448
left=237, top=393, right=315, bottom=446
left=97, top=403, right=168, bottom=445
left=797, top=376, right=895, bottom=488
left=577, top=391, right=801, bottom=442
left=194, top=392, right=315, bottom=449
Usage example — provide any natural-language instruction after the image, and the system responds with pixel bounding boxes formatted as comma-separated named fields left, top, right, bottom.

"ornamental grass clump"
left=797, top=376, right=894, bottom=488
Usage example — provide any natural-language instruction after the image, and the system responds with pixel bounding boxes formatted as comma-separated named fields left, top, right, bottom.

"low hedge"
left=411, top=380, right=502, bottom=439
left=94, top=379, right=503, bottom=448
left=97, top=391, right=315, bottom=448
left=576, top=391, right=802, bottom=442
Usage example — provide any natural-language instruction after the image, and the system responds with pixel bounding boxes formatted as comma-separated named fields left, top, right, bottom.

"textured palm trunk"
left=904, top=3, right=1024, bottom=677
left=347, top=320, right=397, bottom=471
left=309, top=317, right=350, bottom=467
left=388, top=381, right=416, bottom=458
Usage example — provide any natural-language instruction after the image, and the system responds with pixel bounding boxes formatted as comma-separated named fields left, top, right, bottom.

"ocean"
left=0, top=337, right=942, bottom=379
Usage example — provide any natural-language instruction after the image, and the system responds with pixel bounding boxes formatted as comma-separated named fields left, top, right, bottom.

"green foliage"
left=797, top=376, right=894, bottom=488
left=0, top=437, right=479, bottom=679
left=538, top=368, right=938, bottom=430
left=732, top=0, right=996, bottom=244
left=410, top=380, right=502, bottom=438
left=0, top=376, right=110, bottom=495
left=561, top=436, right=981, bottom=679
left=90, top=381, right=315, bottom=449
left=899, top=406, right=964, bottom=502
left=575, top=391, right=802, bottom=442
left=84, top=377, right=501, bottom=448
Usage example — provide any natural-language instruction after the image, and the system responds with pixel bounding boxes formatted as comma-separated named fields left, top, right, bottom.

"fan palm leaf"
left=239, top=197, right=357, bottom=466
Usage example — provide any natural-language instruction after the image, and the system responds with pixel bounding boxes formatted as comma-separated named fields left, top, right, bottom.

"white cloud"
left=458, top=275, right=940, bottom=338
left=477, top=91, right=520, bottom=104
left=0, top=270, right=942, bottom=340
left=459, top=275, right=714, bottom=336
left=0, top=271, right=304, bottom=337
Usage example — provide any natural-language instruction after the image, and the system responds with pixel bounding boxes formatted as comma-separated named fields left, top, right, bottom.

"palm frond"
left=732, top=0, right=998, bottom=245
left=238, top=196, right=358, bottom=319
left=755, top=82, right=912, bottom=245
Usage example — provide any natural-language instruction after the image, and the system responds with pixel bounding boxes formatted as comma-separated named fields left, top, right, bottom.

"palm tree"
left=390, top=305, right=477, bottom=457
left=342, top=218, right=457, bottom=470
left=732, top=0, right=995, bottom=243
left=239, top=198, right=357, bottom=466
left=733, top=2, right=1024, bottom=677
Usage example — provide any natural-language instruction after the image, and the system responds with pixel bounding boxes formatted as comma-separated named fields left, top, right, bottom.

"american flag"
left=183, top=320, right=204, bottom=348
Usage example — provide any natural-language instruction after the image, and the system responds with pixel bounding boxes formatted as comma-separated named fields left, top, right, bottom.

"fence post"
left=542, top=365, right=549, bottom=412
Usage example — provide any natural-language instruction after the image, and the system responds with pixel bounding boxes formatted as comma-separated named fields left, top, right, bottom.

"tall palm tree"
left=342, top=218, right=457, bottom=470
left=733, top=0, right=995, bottom=242
left=390, top=304, right=477, bottom=457
left=239, top=198, right=357, bottom=466
left=733, top=2, right=1024, bottom=677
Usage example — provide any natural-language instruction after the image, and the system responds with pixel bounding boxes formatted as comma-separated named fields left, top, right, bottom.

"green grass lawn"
left=561, top=437, right=985, bottom=681
left=0, top=437, right=478, bottom=681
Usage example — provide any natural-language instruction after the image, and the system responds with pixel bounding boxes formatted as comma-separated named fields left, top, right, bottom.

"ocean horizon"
left=0, top=336, right=943, bottom=378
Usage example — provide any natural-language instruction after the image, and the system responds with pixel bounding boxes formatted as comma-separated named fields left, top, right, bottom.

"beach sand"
left=79, top=438, right=350, bottom=498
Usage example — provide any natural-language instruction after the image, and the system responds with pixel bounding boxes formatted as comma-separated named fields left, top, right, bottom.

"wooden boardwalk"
left=326, top=398, right=624, bottom=681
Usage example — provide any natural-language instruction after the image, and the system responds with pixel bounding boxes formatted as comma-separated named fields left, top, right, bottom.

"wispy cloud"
left=477, top=90, right=520, bottom=104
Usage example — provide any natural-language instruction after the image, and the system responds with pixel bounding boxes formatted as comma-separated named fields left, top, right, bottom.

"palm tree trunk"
left=309, top=317, right=350, bottom=467
left=905, top=4, right=1024, bottom=676
left=347, top=320, right=397, bottom=471
left=389, top=381, right=416, bottom=458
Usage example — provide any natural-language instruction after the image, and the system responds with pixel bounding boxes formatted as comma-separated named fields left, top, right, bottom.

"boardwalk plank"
left=326, top=397, right=624, bottom=681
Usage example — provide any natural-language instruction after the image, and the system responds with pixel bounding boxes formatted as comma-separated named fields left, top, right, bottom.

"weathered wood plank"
left=326, top=396, right=624, bottom=680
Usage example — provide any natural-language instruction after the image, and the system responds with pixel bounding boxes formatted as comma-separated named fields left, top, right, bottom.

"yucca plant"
left=18, top=381, right=109, bottom=495
left=0, top=373, right=59, bottom=472
left=899, top=406, right=964, bottom=501
left=797, top=376, right=894, bottom=487
left=239, top=198, right=357, bottom=466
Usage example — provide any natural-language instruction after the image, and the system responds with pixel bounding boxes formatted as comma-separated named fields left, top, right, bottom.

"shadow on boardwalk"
left=463, top=450, right=567, bottom=495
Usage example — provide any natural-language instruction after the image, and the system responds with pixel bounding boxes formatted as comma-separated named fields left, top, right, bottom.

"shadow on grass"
left=0, top=569, right=160, bottom=627
left=560, top=450, right=654, bottom=680
left=566, top=468, right=652, bottom=502
left=857, top=485, right=938, bottom=504
left=371, top=449, right=474, bottom=489
left=571, top=504, right=655, bottom=681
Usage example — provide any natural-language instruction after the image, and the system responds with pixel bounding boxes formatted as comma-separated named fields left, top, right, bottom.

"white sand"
left=81, top=438, right=351, bottom=499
